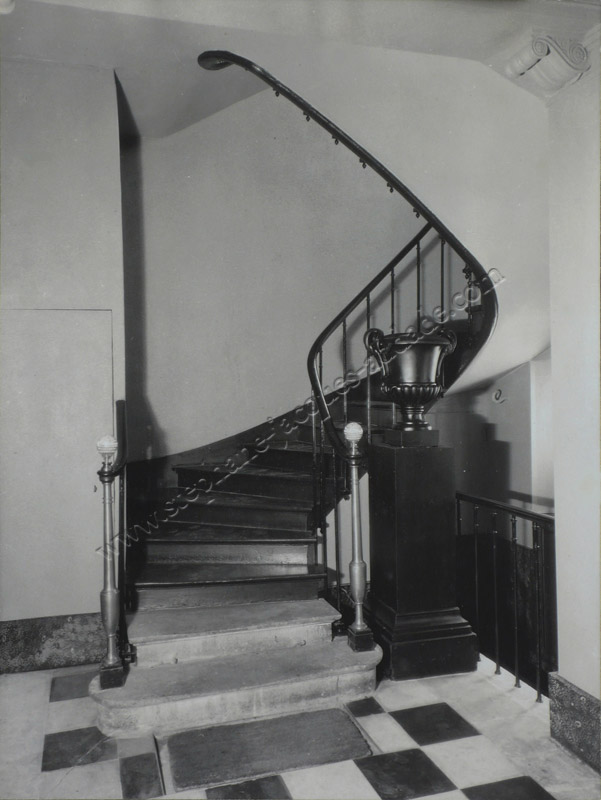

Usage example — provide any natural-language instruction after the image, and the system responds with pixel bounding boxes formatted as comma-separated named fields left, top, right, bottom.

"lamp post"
left=97, top=435, right=126, bottom=688
left=344, top=422, right=374, bottom=652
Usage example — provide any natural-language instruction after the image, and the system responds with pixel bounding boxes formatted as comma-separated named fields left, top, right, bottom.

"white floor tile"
left=374, top=678, right=439, bottom=711
left=162, top=790, right=207, bottom=799
left=418, top=792, right=468, bottom=800
left=548, top=779, right=601, bottom=800
left=39, top=759, right=122, bottom=799
left=45, top=695, right=99, bottom=734
left=282, top=760, right=381, bottom=800
left=423, top=734, right=522, bottom=788
left=355, top=713, right=417, bottom=753
left=0, top=671, right=49, bottom=766
left=0, top=763, right=43, bottom=799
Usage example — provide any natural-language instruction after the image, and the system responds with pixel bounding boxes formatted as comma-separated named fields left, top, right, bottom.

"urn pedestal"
left=366, top=432, right=478, bottom=680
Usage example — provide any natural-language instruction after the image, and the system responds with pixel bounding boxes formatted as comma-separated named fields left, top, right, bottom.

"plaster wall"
left=127, top=87, right=420, bottom=460
left=0, top=58, right=125, bottom=619
left=432, top=362, right=536, bottom=506
left=548, top=57, right=600, bottom=699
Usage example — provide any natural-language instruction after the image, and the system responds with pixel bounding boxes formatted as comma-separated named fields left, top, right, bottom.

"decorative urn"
left=364, top=327, right=457, bottom=431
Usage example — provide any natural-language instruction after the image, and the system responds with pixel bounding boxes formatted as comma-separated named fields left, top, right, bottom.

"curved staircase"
left=91, top=52, right=499, bottom=739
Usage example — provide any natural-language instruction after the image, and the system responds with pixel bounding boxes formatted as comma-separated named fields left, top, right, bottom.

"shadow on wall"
left=431, top=398, right=511, bottom=503
left=117, top=79, right=166, bottom=464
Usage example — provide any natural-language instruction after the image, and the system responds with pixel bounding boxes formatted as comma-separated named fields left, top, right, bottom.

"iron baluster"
left=366, top=295, right=372, bottom=443
left=491, top=511, right=501, bottom=674
left=440, top=237, right=446, bottom=324
left=311, top=390, right=320, bottom=567
left=390, top=266, right=397, bottom=426
left=318, top=350, right=327, bottom=575
left=511, top=514, right=521, bottom=687
left=533, top=522, right=543, bottom=702
left=463, top=264, right=474, bottom=346
left=342, top=318, right=348, bottom=427
left=416, top=240, right=422, bottom=333
left=473, top=504, right=480, bottom=636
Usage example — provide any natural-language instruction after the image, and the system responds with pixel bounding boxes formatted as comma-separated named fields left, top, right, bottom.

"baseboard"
left=0, top=613, right=104, bottom=674
left=549, top=672, right=600, bottom=772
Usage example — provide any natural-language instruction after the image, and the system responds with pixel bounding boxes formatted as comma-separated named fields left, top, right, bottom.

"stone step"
left=128, top=599, right=338, bottom=667
left=90, top=638, right=382, bottom=736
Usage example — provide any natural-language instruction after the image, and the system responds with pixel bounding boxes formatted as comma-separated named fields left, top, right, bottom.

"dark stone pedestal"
left=99, top=662, right=127, bottom=689
left=348, top=626, right=375, bottom=652
left=366, top=438, right=478, bottom=680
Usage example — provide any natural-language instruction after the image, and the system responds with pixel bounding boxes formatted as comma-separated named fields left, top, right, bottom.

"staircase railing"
left=456, top=493, right=557, bottom=701
left=198, top=50, right=501, bottom=633
left=197, top=50, right=499, bottom=454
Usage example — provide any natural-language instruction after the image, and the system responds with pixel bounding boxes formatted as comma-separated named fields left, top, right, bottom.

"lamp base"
left=348, top=626, right=375, bottom=652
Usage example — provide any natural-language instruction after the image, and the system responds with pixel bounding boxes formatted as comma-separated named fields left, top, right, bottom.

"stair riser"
left=145, top=542, right=314, bottom=565
left=134, top=578, right=324, bottom=610
left=133, top=621, right=332, bottom=668
left=174, top=503, right=313, bottom=531
left=94, top=670, right=376, bottom=737
left=248, top=447, right=334, bottom=473
left=176, top=468, right=314, bottom=502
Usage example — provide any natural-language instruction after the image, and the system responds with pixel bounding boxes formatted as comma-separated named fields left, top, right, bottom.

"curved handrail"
left=198, top=52, right=498, bottom=290
left=198, top=50, right=499, bottom=457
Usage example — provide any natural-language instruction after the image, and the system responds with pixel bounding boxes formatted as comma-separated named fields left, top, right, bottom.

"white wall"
left=548, top=51, right=600, bottom=699
left=0, top=59, right=125, bottom=619
left=128, top=86, right=420, bottom=460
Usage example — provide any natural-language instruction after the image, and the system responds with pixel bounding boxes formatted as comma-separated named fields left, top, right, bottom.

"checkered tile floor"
left=1, top=657, right=598, bottom=799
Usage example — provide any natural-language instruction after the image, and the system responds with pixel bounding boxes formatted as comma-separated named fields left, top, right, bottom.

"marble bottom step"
left=90, top=638, right=382, bottom=737
left=128, top=599, right=339, bottom=667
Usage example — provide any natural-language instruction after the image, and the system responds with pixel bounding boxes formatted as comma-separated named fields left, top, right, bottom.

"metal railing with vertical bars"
left=456, top=493, right=558, bottom=700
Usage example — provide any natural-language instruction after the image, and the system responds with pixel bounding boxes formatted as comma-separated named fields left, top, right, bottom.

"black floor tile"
left=41, top=726, right=117, bottom=772
left=120, top=752, right=164, bottom=799
left=206, top=775, right=291, bottom=799
left=463, top=776, right=557, bottom=800
left=49, top=669, right=98, bottom=702
left=390, top=702, right=480, bottom=745
left=355, top=748, right=456, bottom=800
left=346, top=697, right=385, bottom=717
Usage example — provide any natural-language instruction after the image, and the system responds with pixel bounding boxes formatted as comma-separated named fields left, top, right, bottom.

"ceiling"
left=1, top=0, right=599, bottom=136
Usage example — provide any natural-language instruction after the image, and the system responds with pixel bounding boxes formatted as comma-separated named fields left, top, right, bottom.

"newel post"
left=344, top=422, right=375, bottom=652
left=97, top=435, right=126, bottom=688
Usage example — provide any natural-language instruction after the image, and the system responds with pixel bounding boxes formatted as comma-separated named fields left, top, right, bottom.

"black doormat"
left=161, top=707, right=372, bottom=791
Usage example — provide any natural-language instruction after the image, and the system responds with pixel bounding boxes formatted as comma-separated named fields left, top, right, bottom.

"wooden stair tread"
left=136, top=562, right=325, bottom=587
left=146, top=524, right=315, bottom=543
left=174, top=462, right=315, bottom=481
left=164, top=489, right=313, bottom=511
